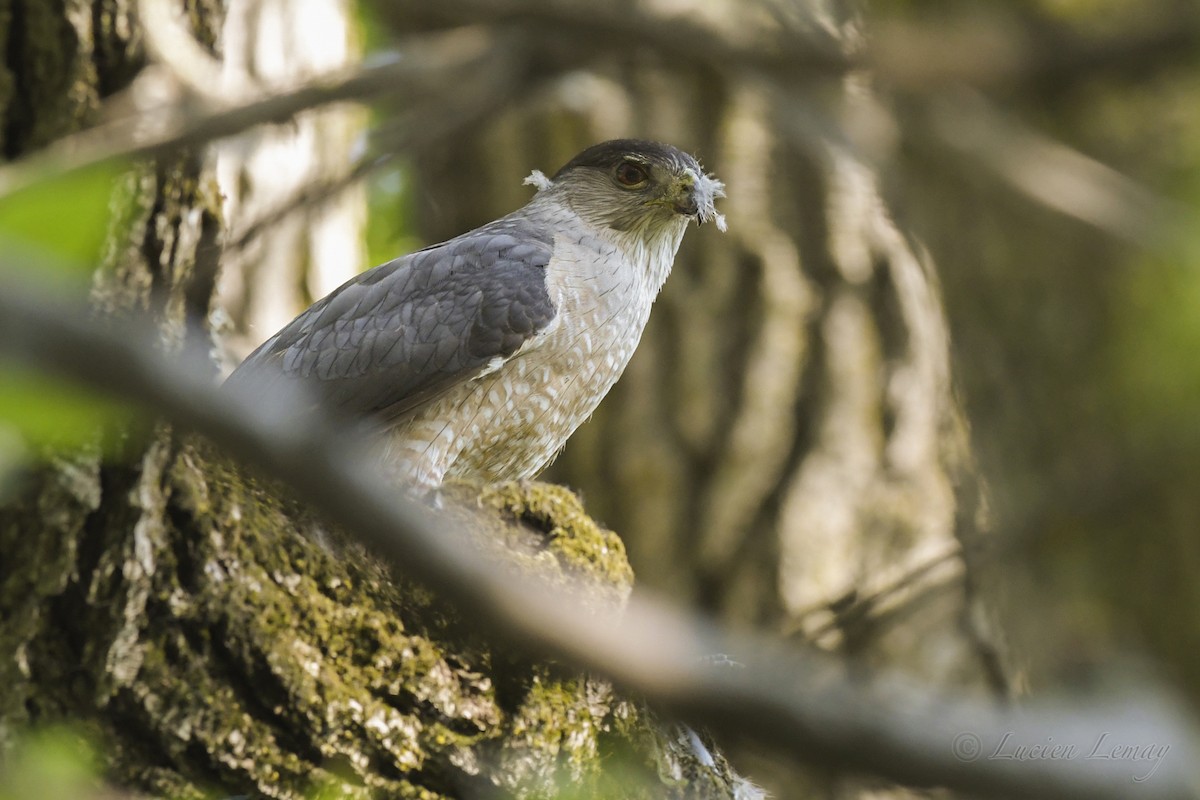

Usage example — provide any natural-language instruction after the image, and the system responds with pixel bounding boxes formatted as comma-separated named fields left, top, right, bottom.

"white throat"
left=608, top=216, right=689, bottom=296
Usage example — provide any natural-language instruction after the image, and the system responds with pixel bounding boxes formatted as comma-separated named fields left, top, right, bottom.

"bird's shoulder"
left=227, top=215, right=559, bottom=420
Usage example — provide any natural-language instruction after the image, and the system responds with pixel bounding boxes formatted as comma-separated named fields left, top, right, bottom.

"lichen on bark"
left=4, top=428, right=738, bottom=797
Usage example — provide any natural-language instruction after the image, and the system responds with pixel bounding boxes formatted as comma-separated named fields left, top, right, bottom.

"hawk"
left=226, top=139, right=725, bottom=488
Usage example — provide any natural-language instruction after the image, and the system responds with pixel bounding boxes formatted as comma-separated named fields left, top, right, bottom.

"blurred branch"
left=783, top=547, right=964, bottom=644
left=138, top=0, right=235, bottom=104
left=0, top=27, right=520, bottom=198
left=370, top=0, right=850, bottom=77
left=872, top=5, right=1200, bottom=90
left=227, top=154, right=392, bottom=254
left=373, top=0, right=1200, bottom=92
left=227, top=55, right=546, bottom=254
left=1019, top=7, right=1200, bottom=84
left=1, top=268, right=1199, bottom=800
left=925, top=91, right=1189, bottom=247
left=2, top=1, right=1189, bottom=215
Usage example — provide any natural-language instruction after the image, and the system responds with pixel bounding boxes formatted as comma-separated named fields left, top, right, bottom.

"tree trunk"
left=1, top=2, right=741, bottom=798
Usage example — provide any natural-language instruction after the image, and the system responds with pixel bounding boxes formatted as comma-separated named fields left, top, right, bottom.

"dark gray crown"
left=552, top=139, right=701, bottom=180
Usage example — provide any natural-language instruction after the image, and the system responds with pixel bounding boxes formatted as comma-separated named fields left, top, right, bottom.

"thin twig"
left=227, top=154, right=392, bottom=255
left=784, top=547, right=964, bottom=643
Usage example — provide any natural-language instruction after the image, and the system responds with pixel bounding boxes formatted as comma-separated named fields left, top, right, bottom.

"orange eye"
left=615, top=161, right=649, bottom=187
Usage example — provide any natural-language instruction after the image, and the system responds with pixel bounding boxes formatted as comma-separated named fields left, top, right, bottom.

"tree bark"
left=4, top=435, right=668, bottom=797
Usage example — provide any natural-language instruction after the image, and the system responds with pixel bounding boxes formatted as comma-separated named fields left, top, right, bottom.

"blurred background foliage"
left=0, top=162, right=133, bottom=474
left=0, top=727, right=104, bottom=800
left=877, top=0, right=1200, bottom=692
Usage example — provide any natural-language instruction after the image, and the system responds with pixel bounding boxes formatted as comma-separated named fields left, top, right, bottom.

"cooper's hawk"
left=226, top=139, right=725, bottom=488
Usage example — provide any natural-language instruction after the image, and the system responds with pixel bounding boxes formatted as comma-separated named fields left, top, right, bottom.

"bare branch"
left=138, top=0, right=236, bottom=104
left=370, top=0, right=850, bottom=78
left=924, top=91, right=1190, bottom=248
left=226, top=154, right=392, bottom=255
left=372, top=0, right=1200, bottom=91
left=227, top=58, right=543, bottom=254
left=784, top=547, right=964, bottom=644
left=871, top=4, right=1200, bottom=90
left=0, top=27, right=520, bottom=198
left=1, top=268, right=1198, bottom=800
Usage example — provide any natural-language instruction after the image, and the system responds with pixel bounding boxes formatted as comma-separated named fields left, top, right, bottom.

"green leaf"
left=0, top=727, right=100, bottom=800
left=365, top=162, right=422, bottom=269
left=0, top=162, right=125, bottom=269
left=0, top=364, right=130, bottom=453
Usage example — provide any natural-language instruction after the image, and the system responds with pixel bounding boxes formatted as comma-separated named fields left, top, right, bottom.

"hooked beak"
left=670, top=173, right=700, bottom=217
left=673, top=194, right=700, bottom=217
left=669, top=168, right=728, bottom=231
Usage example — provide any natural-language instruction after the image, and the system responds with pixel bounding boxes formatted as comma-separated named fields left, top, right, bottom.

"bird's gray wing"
left=225, top=221, right=556, bottom=424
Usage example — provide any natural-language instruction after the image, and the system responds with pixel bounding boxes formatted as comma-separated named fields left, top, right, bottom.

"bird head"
left=526, top=139, right=727, bottom=237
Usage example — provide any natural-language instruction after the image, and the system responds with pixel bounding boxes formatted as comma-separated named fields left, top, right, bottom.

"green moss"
left=5, top=430, right=731, bottom=797
left=59, top=443, right=644, bottom=797
left=474, top=481, right=635, bottom=596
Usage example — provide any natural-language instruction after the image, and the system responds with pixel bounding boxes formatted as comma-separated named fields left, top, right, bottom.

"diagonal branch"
left=924, top=91, right=1189, bottom=248
left=1, top=267, right=1198, bottom=800
left=0, top=27, right=523, bottom=198
left=370, top=0, right=850, bottom=77
left=227, top=58, right=545, bottom=254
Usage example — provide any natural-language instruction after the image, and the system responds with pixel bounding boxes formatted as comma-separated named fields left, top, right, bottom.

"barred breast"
left=386, top=223, right=677, bottom=488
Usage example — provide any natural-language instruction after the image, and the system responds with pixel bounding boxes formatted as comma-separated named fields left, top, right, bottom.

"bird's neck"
left=614, top=218, right=688, bottom=296
left=521, top=187, right=688, bottom=295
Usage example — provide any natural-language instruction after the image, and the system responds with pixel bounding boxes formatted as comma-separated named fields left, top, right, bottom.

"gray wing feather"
left=226, top=218, right=556, bottom=423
